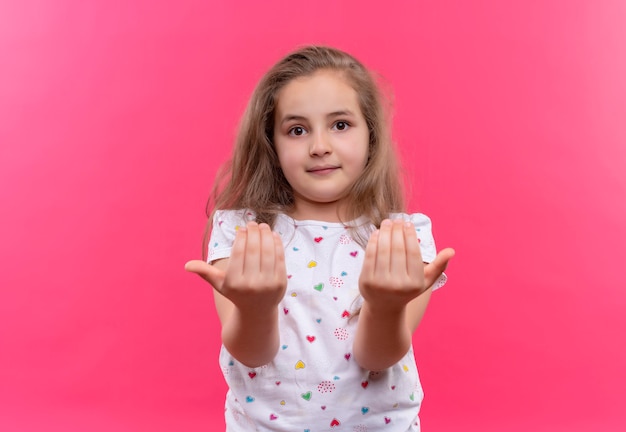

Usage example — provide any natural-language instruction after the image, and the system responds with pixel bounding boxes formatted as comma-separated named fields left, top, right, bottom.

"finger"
left=389, top=219, right=408, bottom=277
left=259, top=223, right=275, bottom=276
left=229, top=224, right=248, bottom=276
left=242, top=222, right=261, bottom=276
left=272, top=231, right=287, bottom=282
left=375, top=219, right=393, bottom=274
left=361, top=229, right=379, bottom=280
left=424, top=248, right=455, bottom=288
left=403, top=221, right=424, bottom=282
left=185, top=260, right=226, bottom=290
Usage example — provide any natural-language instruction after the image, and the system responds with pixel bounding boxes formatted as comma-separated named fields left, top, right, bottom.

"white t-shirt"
left=209, top=210, right=447, bottom=432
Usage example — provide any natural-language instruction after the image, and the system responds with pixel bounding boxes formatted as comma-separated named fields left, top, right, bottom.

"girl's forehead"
left=275, top=70, right=361, bottom=117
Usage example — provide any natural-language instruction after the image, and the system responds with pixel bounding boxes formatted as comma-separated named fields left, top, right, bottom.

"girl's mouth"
left=307, top=165, right=339, bottom=175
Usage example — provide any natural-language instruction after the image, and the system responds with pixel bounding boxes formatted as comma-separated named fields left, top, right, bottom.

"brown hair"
left=203, top=45, right=405, bottom=259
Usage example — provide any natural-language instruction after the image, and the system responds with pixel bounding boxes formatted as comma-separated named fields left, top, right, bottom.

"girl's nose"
left=309, top=132, right=332, bottom=156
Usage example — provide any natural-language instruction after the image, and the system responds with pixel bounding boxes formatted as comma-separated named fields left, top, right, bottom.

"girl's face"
left=273, top=70, right=369, bottom=221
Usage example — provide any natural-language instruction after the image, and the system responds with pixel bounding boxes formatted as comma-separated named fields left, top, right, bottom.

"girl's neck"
left=288, top=200, right=349, bottom=223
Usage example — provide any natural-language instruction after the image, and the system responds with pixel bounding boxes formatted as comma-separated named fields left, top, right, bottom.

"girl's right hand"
left=359, top=219, right=454, bottom=312
left=185, top=222, right=287, bottom=312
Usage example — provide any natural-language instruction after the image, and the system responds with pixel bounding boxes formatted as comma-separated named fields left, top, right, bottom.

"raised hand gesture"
left=185, top=222, right=287, bottom=312
left=185, top=222, right=287, bottom=367
left=359, top=219, right=455, bottom=312
left=355, top=219, right=454, bottom=370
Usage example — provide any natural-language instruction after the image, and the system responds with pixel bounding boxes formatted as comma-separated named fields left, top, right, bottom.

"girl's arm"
left=354, top=219, right=453, bottom=371
left=185, top=222, right=287, bottom=368
left=356, top=287, right=433, bottom=372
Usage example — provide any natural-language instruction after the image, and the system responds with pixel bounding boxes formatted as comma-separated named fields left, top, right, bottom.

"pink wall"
left=1, top=1, right=625, bottom=430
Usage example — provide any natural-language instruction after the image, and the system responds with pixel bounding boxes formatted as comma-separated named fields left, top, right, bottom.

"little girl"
left=186, top=46, right=454, bottom=431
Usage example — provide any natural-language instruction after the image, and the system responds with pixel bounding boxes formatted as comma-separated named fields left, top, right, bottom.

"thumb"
left=185, top=260, right=225, bottom=290
left=424, top=247, right=455, bottom=288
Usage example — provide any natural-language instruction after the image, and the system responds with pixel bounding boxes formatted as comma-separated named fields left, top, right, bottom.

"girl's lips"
left=307, top=165, right=339, bottom=175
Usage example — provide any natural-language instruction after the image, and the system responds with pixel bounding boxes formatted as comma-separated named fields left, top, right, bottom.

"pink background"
left=1, top=0, right=625, bottom=430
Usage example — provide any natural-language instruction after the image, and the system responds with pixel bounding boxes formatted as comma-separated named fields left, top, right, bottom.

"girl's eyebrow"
left=280, top=114, right=307, bottom=125
left=279, top=110, right=356, bottom=125
left=327, top=110, right=355, bottom=118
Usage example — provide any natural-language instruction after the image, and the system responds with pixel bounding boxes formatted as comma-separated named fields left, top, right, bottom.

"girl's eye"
left=333, top=121, right=350, bottom=131
left=288, top=126, right=307, bottom=136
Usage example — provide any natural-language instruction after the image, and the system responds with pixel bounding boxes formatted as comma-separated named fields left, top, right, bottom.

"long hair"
left=203, top=46, right=405, bottom=259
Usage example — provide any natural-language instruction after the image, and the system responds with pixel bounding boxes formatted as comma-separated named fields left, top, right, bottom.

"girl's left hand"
left=358, top=219, right=454, bottom=312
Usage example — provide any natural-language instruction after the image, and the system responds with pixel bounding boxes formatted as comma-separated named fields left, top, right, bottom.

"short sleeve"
left=207, top=209, right=256, bottom=263
left=390, top=212, right=448, bottom=290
